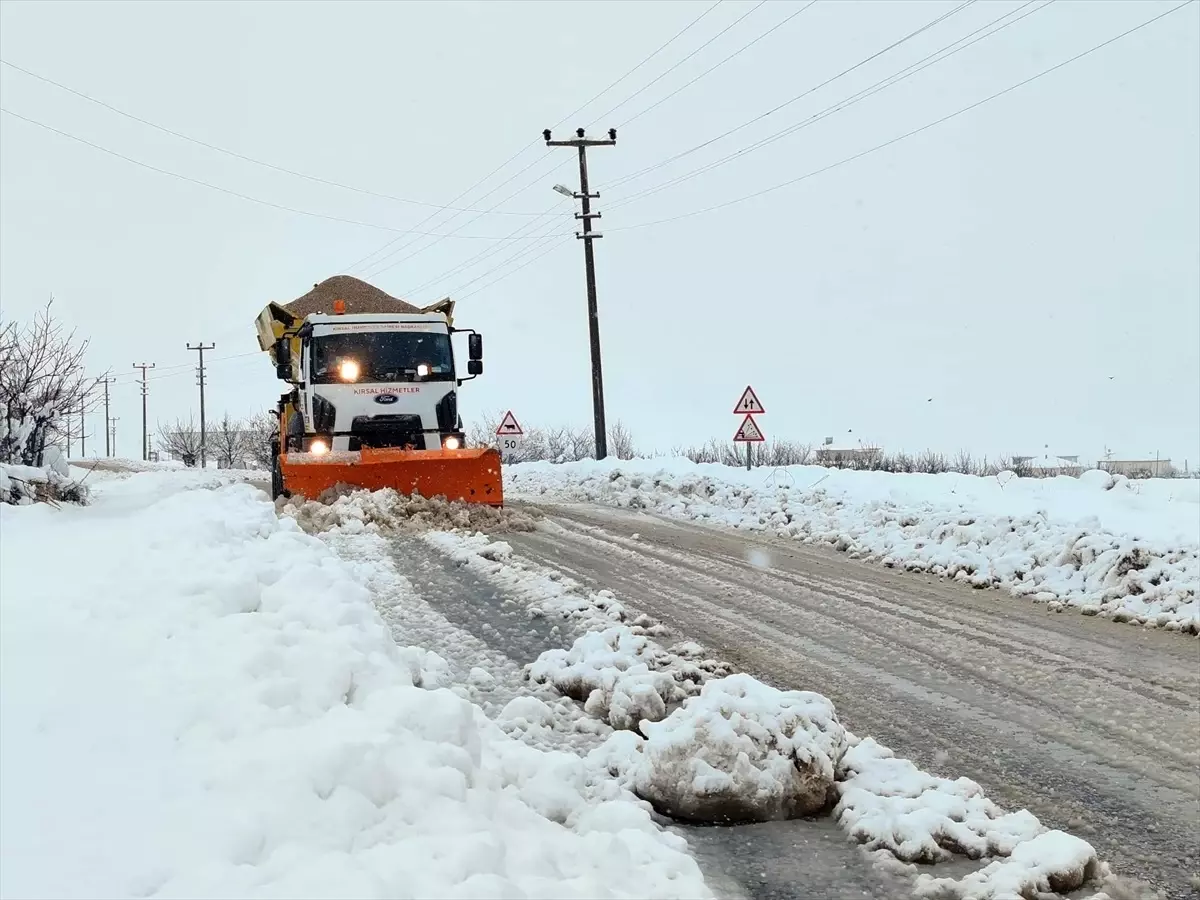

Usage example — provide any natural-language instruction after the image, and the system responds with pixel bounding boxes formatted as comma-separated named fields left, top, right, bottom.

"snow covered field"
left=505, top=459, right=1200, bottom=633
left=0, top=470, right=708, bottom=899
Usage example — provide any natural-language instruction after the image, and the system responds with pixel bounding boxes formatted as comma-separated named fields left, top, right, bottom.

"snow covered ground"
left=505, top=459, right=1200, bottom=633
left=0, top=469, right=708, bottom=899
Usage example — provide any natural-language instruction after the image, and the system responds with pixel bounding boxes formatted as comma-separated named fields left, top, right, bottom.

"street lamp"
left=552, top=184, right=574, bottom=198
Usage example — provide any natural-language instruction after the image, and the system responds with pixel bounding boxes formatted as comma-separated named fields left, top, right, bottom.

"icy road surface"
left=503, top=501, right=1200, bottom=900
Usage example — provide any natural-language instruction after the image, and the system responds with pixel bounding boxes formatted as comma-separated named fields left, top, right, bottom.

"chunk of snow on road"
left=0, top=469, right=711, bottom=899
left=914, top=830, right=1100, bottom=898
left=527, top=626, right=700, bottom=730
left=597, top=674, right=847, bottom=824
left=505, top=459, right=1199, bottom=632
left=834, top=736, right=1044, bottom=863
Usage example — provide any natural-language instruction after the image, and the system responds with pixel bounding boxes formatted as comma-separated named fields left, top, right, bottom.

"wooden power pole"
left=544, top=127, right=616, bottom=460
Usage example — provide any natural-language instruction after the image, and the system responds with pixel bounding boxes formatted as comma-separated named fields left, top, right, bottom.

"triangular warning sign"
left=732, top=385, right=765, bottom=415
left=495, top=410, right=524, bottom=436
left=733, top=414, right=765, bottom=443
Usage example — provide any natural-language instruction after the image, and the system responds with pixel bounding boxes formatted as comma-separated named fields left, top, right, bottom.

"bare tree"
left=0, top=300, right=101, bottom=466
left=243, top=410, right=278, bottom=469
left=156, top=416, right=202, bottom=467
left=208, top=413, right=250, bottom=468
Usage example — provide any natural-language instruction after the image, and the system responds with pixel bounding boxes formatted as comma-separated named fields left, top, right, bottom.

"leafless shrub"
left=608, top=420, right=636, bottom=460
left=916, top=449, right=950, bottom=474
left=156, top=416, right=202, bottom=467
left=1008, top=455, right=1033, bottom=478
left=0, top=299, right=102, bottom=466
left=243, top=410, right=279, bottom=469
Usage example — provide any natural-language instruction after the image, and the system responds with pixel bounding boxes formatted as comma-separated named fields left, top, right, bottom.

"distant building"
left=1012, top=454, right=1085, bottom=477
left=1100, top=458, right=1173, bottom=478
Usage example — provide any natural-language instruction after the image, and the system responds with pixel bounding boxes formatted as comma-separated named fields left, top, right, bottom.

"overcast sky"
left=1, top=0, right=1197, bottom=465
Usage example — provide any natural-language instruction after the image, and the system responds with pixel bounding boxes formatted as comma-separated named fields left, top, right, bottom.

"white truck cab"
left=265, top=309, right=484, bottom=455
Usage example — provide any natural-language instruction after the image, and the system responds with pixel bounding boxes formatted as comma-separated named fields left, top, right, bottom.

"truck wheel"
left=270, top=444, right=287, bottom=500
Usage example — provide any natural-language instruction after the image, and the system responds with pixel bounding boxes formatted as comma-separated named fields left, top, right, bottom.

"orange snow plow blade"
left=281, top=447, right=503, bottom=506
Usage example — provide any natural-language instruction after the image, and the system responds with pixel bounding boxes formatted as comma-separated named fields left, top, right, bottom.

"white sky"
left=1, top=0, right=1197, bottom=465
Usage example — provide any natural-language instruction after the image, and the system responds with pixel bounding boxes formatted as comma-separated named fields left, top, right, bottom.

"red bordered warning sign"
left=732, top=385, right=765, bottom=415
left=495, top=410, right=524, bottom=436
left=733, top=414, right=765, bottom=443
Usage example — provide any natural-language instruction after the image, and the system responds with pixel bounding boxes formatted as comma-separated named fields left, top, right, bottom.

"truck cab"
left=256, top=302, right=483, bottom=457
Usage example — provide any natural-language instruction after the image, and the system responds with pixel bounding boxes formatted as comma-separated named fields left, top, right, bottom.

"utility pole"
left=188, top=342, right=215, bottom=468
left=133, top=363, right=155, bottom=461
left=99, top=376, right=116, bottom=457
left=110, top=417, right=119, bottom=458
left=80, top=402, right=86, bottom=458
left=544, top=126, right=617, bottom=460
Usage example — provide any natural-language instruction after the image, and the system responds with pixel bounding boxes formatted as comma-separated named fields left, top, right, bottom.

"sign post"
left=732, top=386, right=765, bottom=470
left=495, top=410, right=525, bottom=458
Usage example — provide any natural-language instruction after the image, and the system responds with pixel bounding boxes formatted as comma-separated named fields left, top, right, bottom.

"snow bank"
left=914, top=830, right=1100, bottom=898
left=0, top=470, right=710, bottom=899
left=603, top=675, right=848, bottom=824
left=528, top=626, right=731, bottom=730
left=1, top=453, right=88, bottom=505
left=506, top=459, right=1200, bottom=632
left=834, top=737, right=1043, bottom=863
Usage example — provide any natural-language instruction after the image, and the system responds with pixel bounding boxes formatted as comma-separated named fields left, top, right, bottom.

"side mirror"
left=468, top=333, right=483, bottom=361
left=467, top=359, right=483, bottom=376
left=274, top=338, right=292, bottom=381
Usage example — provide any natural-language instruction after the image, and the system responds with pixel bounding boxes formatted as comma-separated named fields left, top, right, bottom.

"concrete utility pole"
left=187, top=342, right=215, bottom=468
left=132, top=363, right=155, bottom=461
left=99, top=376, right=116, bottom=457
left=79, top=402, right=86, bottom=458
left=544, top=127, right=617, bottom=461
left=109, top=417, right=119, bottom=457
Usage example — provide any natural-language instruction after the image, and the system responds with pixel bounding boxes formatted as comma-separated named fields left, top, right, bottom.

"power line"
left=590, top=0, right=772, bottom=125
left=355, top=154, right=571, bottom=278
left=610, top=0, right=1195, bottom=233
left=441, top=229, right=571, bottom=301
left=401, top=203, right=567, bottom=297
left=458, top=236, right=574, bottom=300
left=616, top=0, right=819, bottom=129
left=342, top=1, right=724, bottom=275
left=606, top=0, right=1051, bottom=212
left=602, top=0, right=978, bottom=192
left=0, top=58, right=551, bottom=217
left=0, top=107, right=571, bottom=240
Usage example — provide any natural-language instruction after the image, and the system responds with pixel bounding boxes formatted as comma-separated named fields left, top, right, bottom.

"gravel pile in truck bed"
left=284, top=275, right=424, bottom=317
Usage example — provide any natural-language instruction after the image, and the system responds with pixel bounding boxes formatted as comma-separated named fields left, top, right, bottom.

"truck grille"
left=349, top=414, right=426, bottom=450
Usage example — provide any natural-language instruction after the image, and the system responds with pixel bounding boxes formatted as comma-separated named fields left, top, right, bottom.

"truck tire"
left=270, top=439, right=287, bottom=500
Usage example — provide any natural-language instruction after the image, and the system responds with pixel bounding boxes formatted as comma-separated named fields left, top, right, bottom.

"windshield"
left=311, top=331, right=454, bottom=383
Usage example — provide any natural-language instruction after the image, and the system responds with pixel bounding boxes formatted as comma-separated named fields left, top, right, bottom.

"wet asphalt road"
left=501, top=501, right=1200, bottom=900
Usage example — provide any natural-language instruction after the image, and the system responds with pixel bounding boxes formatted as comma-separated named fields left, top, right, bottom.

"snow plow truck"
left=256, top=276, right=503, bottom=506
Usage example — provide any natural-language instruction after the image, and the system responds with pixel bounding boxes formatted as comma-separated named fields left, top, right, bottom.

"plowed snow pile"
left=0, top=470, right=708, bottom=899
left=506, top=459, right=1200, bottom=632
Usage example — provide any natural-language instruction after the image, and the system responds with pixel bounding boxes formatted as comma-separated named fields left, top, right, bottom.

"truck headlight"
left=309, top=439, right=330, bottom=456
left=338, top=359, right=360, bottom=382
left=443, top=436, right=461, bottom=450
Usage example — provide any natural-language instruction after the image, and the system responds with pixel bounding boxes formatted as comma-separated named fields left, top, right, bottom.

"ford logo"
left=374, top=394, right=399, bottom=404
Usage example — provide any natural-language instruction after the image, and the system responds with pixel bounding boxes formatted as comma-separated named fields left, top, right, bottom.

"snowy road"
left=370, top=532, right=917, bottom=900
left=503, top=501, right=1200, bottom=899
